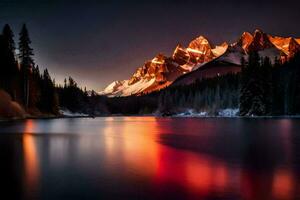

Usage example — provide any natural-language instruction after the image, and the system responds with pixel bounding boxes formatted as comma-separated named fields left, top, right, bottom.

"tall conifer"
left=19, top=24, right=34, bottom=108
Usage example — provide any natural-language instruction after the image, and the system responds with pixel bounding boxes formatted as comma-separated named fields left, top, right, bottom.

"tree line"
left=0, top=23, right=58, bottom=115
left=0, top=24, right=106, bottom=117
left=240, top=51, right=300, bottom=116
left=107, top=52, right=300, bottom=116
left=1, top=23, right=299, bottom=117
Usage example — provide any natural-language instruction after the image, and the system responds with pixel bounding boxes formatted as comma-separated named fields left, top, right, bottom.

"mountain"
left=247, top=29, right=275, bottom=52
left=100, top=29, right=300, bottom=97
left=237, top=31, right=253, bottom=51
left=172, top=29, right=300, bottom=86
left=100, top=35, right=221, bottom=97
left=235, top=30, right=284, bottom=62
left=269, top=36, right=300, bottom=58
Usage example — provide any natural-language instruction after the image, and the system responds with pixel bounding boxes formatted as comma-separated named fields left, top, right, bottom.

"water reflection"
left=23, top=120, right=39, bottom=199
left=0, top=117, right=300, bottom=200
left=272, top=169, right=294, bottom=200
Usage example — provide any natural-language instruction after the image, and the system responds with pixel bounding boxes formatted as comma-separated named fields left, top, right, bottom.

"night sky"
left=1, top=0, right=300, bottom=91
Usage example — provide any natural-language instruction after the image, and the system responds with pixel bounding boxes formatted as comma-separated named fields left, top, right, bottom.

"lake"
left=0, top=117, right=300, bottom=200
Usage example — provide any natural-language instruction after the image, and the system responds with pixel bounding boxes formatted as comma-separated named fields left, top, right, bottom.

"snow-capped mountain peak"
left=186, top=35, right=215, bottom=64
left=238, top=31, right=253, bottom=51
left=100, top=29, right=300, bottom=97
left=247, top=29, right=274, bottom=52
left=269, top=36, right=300, bottom=57
left=212, top=42, right=228, bottom=57
left=188, top=35, right=210, bottom=47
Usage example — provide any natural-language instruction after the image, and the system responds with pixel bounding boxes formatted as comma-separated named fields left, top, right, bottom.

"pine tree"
left=288, top=52, right=300, bottom=114
left=261, top=57, right=273, bottom=114
left=38, top=69, right=59, bottom=114
left=3, top=24, right=16, bottom=52
left=29, top=65, right=41, bottom=108
left=294, top=54, right=300, bottom=114
left=19, top=24, right=34, bottom=108
left=239, top=51, right=265, bottom=116
left=0, top=24, right=18, bottom=99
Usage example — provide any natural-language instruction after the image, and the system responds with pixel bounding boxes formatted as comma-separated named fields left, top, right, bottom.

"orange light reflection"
left=103, top=117, right=232, bottom=196
left=272, top=169, right=294, bottom=200
left=23, top=120, right=39, bottom=197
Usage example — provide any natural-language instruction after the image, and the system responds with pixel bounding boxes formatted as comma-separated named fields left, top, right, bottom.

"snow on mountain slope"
left=186, top=36, right=215, bottom=63
left=172, top=60, right=241, bottom=86
left=99, top=78, right=157, bottom=97
left=120, top=79, right=156, bottom=96
left=101, top=53, right=187, bottom=97
left=258, top=47, right=283, bottom=63
left=212, top=42, right=228, bottom=57
left=101, top=35, right=222, bottom=96
left=216, top=44, right=245, bottom=65
left=171, top=29, right=298, bottom=87
left=237, top=32, right=253, bottom=51
left=269, top=36, right=300, bottom=57
left=100, top=29, right=300, bottom=96
left=99, top=80, right=126, bottom=96
left=247, top=29, right=275, bottom=52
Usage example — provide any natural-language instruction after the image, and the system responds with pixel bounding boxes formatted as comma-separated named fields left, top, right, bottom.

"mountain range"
left=100, top=29, right=300, bottom=97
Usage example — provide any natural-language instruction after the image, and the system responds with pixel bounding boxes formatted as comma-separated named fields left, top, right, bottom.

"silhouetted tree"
left=19, top=24, right=34, bottom=108
left=0, top=24, right=18, bottom=99
left=261, top=56, right=273, bottom=114
left=240, top=51, right=265, bottom=116
left=38, top=69, right=59, bottom=114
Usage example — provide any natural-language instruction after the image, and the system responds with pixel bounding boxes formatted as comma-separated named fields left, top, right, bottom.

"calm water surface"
left=0, top=117, right=300, bottom=200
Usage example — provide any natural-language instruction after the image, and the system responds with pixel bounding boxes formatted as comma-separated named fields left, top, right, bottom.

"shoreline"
left=0, top=114, right=96, bottom=122
left=1, top=114, right=300, bottom=122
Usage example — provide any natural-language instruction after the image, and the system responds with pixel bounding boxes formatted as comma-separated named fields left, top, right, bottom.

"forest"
left=0, top=24, right=107, bottom=118
left=107, top=52, right=300, bottom=116
left=1, top=23, right=300, bottom=118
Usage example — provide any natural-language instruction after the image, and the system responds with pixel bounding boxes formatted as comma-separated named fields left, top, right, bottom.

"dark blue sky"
left=1, top=0, right=300, bottom=91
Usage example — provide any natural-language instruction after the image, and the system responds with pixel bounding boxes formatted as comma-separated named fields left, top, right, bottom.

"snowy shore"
left=59, top=109, right=89, bottom=117
left=173, top=108, right=239, bottom=117
left=166, top=109, right=300, bottom=118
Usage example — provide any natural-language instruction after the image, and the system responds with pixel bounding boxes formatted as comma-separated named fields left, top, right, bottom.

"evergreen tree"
left=28, top=65, right=41, bottom=108
left=19, top=24, right=34, bottom=108
left=0, top=24, right=18, bottom=99
left=289, top=53, right=300, bottom=114
left=239, top=51, right=265, bottom=116
left=38, top=69, right=59, bottom=114
left=57, top=76, right=85, bottom=112
left=3, top=24, right=16, bottom=52
left=261, top=57, right=273, bottom=114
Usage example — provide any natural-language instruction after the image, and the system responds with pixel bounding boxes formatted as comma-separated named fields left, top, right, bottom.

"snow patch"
left=60, top=109, right=89, bottom=117
left=258, top=48, right=282, bottom=64
left=174, top=109, right=208, bottom=117
left=218, top=108, right=239, bottom=117
left=216, top=45, right=245, bottom=65
left=99, top=80, right=126, bottom=95
left=100, top=78, right=156, bottom=97
left=174, top=108, right=239, bottom=117
left=212, top=44, right=228, bottom=57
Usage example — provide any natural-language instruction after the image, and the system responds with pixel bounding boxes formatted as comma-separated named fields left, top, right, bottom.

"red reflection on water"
left=240, top=170, right=274, bottom=200
left=240, top=168, right=296, bottom=200
left=103, top=117, right=232, bottom=197
left=272, top=169, right=294, bottom=200
left=101, top=117, right=298, bottom=199
left=23, top=120, right=39, bottom=198
left=154, top=144, right=231, bottom=197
